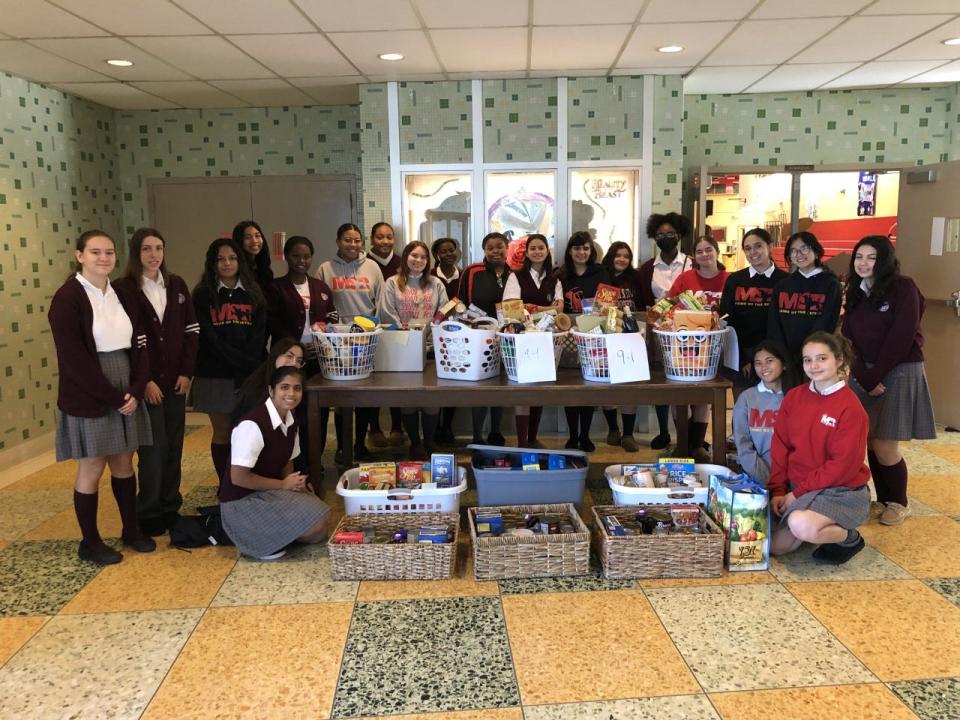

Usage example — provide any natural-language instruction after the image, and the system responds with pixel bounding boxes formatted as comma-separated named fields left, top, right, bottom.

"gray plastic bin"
left=468, top=444, right=589, bottom=510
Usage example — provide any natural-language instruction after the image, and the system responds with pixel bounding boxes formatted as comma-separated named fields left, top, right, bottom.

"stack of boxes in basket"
left=570, top=284, right=649, bottom=383
left=648, top=291, right=726, bottom=381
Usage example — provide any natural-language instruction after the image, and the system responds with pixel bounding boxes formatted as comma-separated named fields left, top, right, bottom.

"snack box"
left=358, top=462, right=397, bottom=489
left=397, top=461, right=425, bottom=488
left=430, top=453, right=456, bottom=488
left=672, top=309, right=714, bottom=331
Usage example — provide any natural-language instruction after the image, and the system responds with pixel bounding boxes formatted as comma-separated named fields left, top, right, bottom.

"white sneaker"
left=252, top=549, right=286, bottom=561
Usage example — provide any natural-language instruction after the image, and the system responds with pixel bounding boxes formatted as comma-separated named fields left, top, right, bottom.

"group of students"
left=48, top=210, right=934, bottom=565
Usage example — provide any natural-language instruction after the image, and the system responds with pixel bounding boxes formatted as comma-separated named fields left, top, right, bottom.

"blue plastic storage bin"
left=468, top=444, right=589, bottom=510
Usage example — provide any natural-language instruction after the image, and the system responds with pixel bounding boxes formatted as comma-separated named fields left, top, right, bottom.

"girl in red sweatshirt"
left=769, top=331, right=870, bottom=564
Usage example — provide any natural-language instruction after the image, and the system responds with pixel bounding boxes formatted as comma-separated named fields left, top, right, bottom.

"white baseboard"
left=0, top=431, right=57, bottom=490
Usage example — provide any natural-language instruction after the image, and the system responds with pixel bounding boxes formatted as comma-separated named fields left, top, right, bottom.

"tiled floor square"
left=502, top=590, right=700, bottom=704
left=906, top=474, right=960, bottom=515
left=889, top=677, right=960, bottom=720
left=358, top=544, right=498, bottom=601
left=332, top=596, right=519, bottom=718
left=768, top=543, right=910, bottom=582
left=859, top=516, right=960, bottom=577
left=0, top=616, right=48, bottom=665
left=786, top=579, right=960, bottom=681
left=0, top=539, right=105, bottom=616
left=179, top=483, right=220, bottom=514
left=0, top=609, right=201, bottom=719
left=0, top=488, right=75, bottom=540
left=645, top=584, right=874, bottom=692
left=709, top=684, right=918, bottom=720
left=924, top=577, right=960, bottom=608
left=498, top=560, right=637, bottom=595
left=212, top=554, right=357, bottom=606
left=523, top=695, right=719, bottom=719
left=143, top=603, right=352, bottom=720
left=899, top=444, right=957, bottom=475
left=638, top=570, right=776, bottom=589
left=20, top=497, right=123, bottom=540
left=352, top=711, right=523, bottom=720
left=61, top=544, right=237, bottom=614
left=924, top=443, right=960, bottom=466
left=1, top=461, right=77, bottom=492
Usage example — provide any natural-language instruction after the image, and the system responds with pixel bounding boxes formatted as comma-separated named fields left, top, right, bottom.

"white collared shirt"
left=756, top=381, right=782, bottom=394
left=76, top=273, right=133, bottom=352
left=369, top=251, right=394, bottom=267
left=141, top=273, right=167, bottom=323
left=810, top=379, right=845, bottom=396
left=651, top=252, right=689, bottom=300
left=230, top=399, right=301, bottom=468
left=859, top=278, right=872, bottom=295
left=435, top=265, right=460, bottom=284
left=749, top=264, right=776, bottom=278
left=217, top=279, right=246, bottom=292
left=798, top=267, right=823, bottom=279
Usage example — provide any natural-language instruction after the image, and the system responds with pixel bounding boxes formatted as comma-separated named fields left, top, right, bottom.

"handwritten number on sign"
left=617, top=349, right=635, bottom=365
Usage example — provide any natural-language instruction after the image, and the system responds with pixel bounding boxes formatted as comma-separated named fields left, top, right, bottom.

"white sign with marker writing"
left=604, top=334, right=649, bottom=384
left=513, top=333, right=557, bottom=383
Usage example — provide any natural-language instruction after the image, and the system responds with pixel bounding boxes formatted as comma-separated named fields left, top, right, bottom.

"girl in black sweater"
left=233, top=220, right=274, bottom=292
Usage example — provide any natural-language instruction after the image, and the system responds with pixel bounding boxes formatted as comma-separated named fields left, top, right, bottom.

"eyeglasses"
left=282, top=352, right=305, bottom=368
left=788, top=245, right=812, bottom=258
left=655, top=232, right=679, bottom=241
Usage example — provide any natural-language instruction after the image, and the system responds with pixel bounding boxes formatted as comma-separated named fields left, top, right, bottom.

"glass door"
left=569, top=168, right=640, bottom=260
left=483, top=170, right=557, bottom=261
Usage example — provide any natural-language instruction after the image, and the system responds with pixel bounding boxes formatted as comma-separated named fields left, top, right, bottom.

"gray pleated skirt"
left=850, top=362, right=936, bottom=441
left=221, top=489, right=330, bottom=558
left=781, top=485, right=870, bottom=530
left=191, top=377, right=239, bottom=415
left=55, top=350, right=153, bottom=461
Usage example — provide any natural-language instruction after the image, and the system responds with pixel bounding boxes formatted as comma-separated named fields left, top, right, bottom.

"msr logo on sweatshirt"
left=748, top=408, right=778, bottom=429
left=332, top=277, right=370, bottom=291
left=820, top=414, right=837, bottom=428
left=778, top=290, right=826, bottom=314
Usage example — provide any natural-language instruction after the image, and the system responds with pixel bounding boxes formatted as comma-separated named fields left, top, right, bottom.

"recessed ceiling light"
left=943, top=37, right=960, bottom=46
left=657, top=45, right=684, bottom=54
left=378, top=52, right=404, bottom=61
left=106, top=59, right=134, bottom=67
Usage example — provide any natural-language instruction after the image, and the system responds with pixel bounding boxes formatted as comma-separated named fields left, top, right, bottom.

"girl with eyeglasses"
left=767, top=231, right=842, bottom=365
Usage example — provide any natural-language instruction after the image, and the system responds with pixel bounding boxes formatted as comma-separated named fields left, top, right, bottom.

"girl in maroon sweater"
left=49, top=230, right=156, bottom=565
left=114, top=228, right=199, bottom=537
left=842, top=235, right=935, bottom=526
left=769, top=332, right=870, bottom=564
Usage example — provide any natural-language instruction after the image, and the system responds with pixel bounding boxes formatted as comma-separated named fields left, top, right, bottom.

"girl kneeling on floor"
left=220, top=366, right=330, bottom=561
left=768, top=332, right=870, bottom=564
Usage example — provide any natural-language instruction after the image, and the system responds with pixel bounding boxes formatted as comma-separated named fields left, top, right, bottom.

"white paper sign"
left=513, top=333, right=557, bottom=383
left=931, top=217, right=946, bottom=257
left=722, top=326, right=739, bottom=372
left=604, top=334, right=649, bottom=384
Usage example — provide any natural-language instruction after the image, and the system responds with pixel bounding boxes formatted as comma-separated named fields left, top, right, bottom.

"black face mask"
left=655, top=237, right=679, bottom=254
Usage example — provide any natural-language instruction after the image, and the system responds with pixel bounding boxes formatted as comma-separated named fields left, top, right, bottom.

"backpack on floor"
left=169, top=505, right=234, bottom=548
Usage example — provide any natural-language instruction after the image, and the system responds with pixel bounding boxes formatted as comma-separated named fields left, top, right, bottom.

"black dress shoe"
left=486, top=432, right=506, bottom=446
left=579, top=437, right=596, bottom=452
left=140, top=517, right=168, bottom=537
left=811, top=536, right=864, bottom=565
left=122, top=534, right=157, bottom=553
left=78, top=541, right=122, bottom=565
left=650, top=433, right=671, bottom=450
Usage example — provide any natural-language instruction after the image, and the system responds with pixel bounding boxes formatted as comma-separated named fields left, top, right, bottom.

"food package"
left=672, top=309, right=715, bottom=331
left=497, top=299, right=526, bottom=324
left=707, top=473, right=771, bottom=571
left=593, top=283, right=622, bottom=312
left=358, top=462, right=397, bottom=489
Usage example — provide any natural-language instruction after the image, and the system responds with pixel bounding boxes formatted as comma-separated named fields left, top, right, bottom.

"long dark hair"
left=234, top=338, right=304, bottom=422
left=560, top=231, right=597, bottom=281
left=751, top=339, right=800, bottom=393
left=232, top=220, right=271, bottom=283
left=601, top=241, right=635, bottom=281
left=844, top=235, right=900, bottom=311
left=197, top=238, right=264, bottom=308
left=124, top=227, right=168, bottom=285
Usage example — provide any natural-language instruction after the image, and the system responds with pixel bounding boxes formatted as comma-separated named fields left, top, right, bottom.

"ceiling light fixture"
left=106, top=59, right=134, bottom=67
left=943, top=37, right=960, bottom=46
left=378, top=52, right=404, bottom=61
left=657, top=45, right=683, bottom=53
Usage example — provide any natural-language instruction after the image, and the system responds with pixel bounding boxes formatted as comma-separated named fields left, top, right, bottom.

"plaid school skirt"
left=781, top=485, right=871, bottom=531
left=55, top=350, right=153, bottom=461
left=850, top=362, right=936, bottom=441
left=221, top=489, right=330, bottom=558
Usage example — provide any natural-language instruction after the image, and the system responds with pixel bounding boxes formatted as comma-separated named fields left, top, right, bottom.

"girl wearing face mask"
left=720, top=229, right=789, bottom=397
left=232, top=220, right=273, bottom=291
left=379, top=241, right=448, bottom=458
left=114, top=228, right=199, bottom=537
left=769, top=332, right=870, bottom=565
left=637, top=213, right=692, bottom=450
left=221, top=367, right=331, bottom=561
left=502, top=234, right=563, bottom=448
left=317, top=223, right=384, bottom=463
left=842, top=235, right=935, bottom=527
left=49, top=230, right=155, bottom=565
left=459, top=232, right=511, bottom=445
left=768, top=231, right=842, bottom=365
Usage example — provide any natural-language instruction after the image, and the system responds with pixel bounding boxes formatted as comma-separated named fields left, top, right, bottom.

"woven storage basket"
left=469, top=503, right=590, bottom=580
left=328, top=512, right=459, bottom=581
left=592, top=504, right=724, bottom=580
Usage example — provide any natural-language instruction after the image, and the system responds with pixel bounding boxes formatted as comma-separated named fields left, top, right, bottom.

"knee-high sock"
left=578, top=406, right=594, bottom=440
left=421, top=413, right=439, bottom=450
left=655, top=405, right=670, bottom=436
left=564, top=407, right=579, bottom=441
left=471, top=407, right=488, bottom=442
left=74, top=490, right=105, bottom=548
left=390, top=407, right=403, bottom=432
left=867, top=450, right=886, bottom=502
left=110, top=474, right=142, bottom=540
left=401, top=412, right=422, bottom=447
left=490, top=407, right=503, bottom=433
left=880, top=458, right=908, bottom=506
left=529, top=406, right=543, bottom=442
left=516, top=414, right=530, bottom=447
left=602, top=409, right=619, bottom=433
left=689, top=420, right=708, bottom=451
left=622, top=413, right=636, bottom=436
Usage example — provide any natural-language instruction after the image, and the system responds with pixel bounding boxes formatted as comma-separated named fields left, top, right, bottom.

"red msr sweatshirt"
left=768, top=382, right=869, bottom=499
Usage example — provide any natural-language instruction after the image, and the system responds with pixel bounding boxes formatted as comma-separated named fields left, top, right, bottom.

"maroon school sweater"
left=48, top=277, right=150, bottom=417
left=264, top=274, right=336, bottom=345
left=221, top=401, right=298, bottom=502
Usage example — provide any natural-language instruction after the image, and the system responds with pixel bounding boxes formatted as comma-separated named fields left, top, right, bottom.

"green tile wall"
left=116, top=105, right=362, bottom=237
left=567, top=76, right=644, bottom=160
left=359, top=83, right=391, bottom=232
left=0, top=73, right=122, bottom=451
left=651, top=75, right=684, bottom=211
left=399, top=81, right=472, bottom=164
left=482, top=78, right=559, bottom=162
left=684, top=86, right=956, bottom=168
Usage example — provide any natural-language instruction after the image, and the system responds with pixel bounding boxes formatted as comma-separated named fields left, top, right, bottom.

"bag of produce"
left=707, top=473, right=770, bottom=571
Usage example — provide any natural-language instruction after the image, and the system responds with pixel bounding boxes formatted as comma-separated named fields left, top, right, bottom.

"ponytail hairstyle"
left=801, top=331, right=854, bottom=382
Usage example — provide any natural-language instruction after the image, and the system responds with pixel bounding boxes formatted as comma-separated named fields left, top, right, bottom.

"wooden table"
left=306, top=367, right=730, bottom=477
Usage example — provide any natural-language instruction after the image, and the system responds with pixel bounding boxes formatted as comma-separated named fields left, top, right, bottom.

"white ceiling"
left=0, top=0, right=958, bottom=109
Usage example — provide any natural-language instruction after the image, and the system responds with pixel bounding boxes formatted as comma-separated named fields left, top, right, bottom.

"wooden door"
left=895, top=162, right=960, bottom=428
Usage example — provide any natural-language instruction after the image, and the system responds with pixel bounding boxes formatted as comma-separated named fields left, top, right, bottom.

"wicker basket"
left=591, top=504, right=724, bottom=579
left=469, top=503, right=591, bottom=580
left=328, top=512, right=459, bottom=581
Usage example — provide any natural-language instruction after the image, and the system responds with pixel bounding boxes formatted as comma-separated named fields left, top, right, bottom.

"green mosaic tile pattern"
left=0, top=73, right=122, bottom=451
left=567, top=76, right=644, bottom=161
left=359, top=83, right=391, bottom=231
left=116, top=105, right=361, bottom=237
left=482, top=78, right=558, bottom=163
left=651, top=75, right=684, bottom=211
left=684, top=87, right=955, bottom=169
left=399, top=81, right=472, bottom=164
